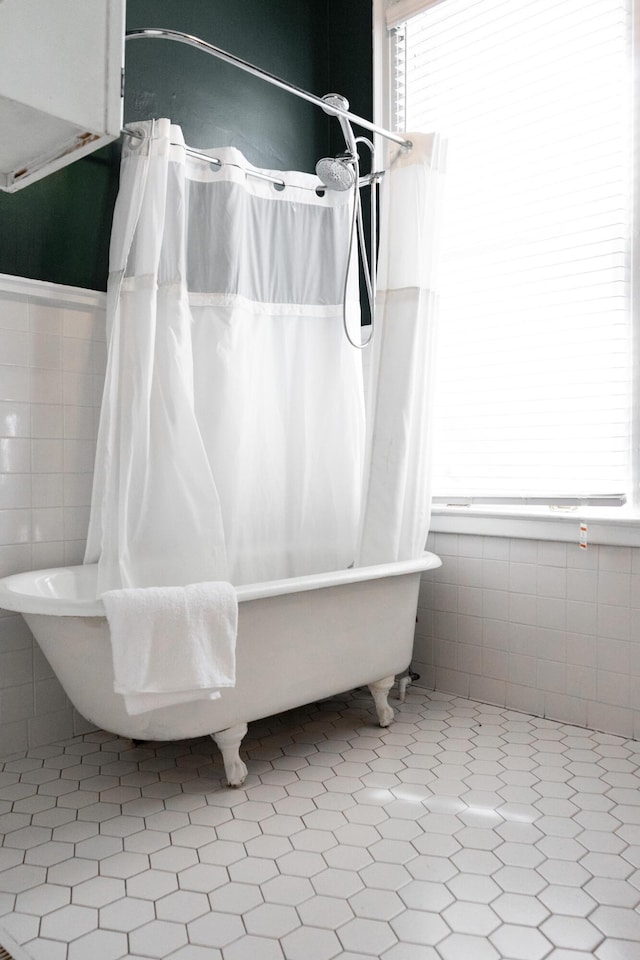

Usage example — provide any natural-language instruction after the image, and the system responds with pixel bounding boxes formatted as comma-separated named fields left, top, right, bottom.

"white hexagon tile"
left=0, top=687, right=638, bottom=959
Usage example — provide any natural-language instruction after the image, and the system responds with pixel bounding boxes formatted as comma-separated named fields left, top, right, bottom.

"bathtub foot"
left=368, top=675, right=395, bottom=727
left=211, top=723, right=248, bottom=787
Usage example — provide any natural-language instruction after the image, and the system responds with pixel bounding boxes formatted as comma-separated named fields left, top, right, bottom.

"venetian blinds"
left=389, top=0, right=633, bottom=504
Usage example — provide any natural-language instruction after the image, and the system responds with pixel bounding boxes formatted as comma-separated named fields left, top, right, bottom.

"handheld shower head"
left=315, top=155, right=356, bottom=192
left=316, top=93, right=360, bottom=192
left=318, top=93, right=378, bottom=349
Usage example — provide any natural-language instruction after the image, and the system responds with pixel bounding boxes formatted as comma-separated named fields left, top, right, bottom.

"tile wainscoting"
left=0, top=276, right=106, bottom=756
left=416, top=532, right=640, bottom=740
left=1, top=274, right=640, bottom=759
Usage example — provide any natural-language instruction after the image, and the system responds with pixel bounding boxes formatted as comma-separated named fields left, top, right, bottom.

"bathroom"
left=0, top=0, right=639, bottom=958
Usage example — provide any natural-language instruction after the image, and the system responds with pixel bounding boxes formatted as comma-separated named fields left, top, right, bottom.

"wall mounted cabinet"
left=0, top=0, right=125, bottom=192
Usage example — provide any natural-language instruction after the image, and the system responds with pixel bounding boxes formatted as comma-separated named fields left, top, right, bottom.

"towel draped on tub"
left=101, top=581, right=238, bottom=716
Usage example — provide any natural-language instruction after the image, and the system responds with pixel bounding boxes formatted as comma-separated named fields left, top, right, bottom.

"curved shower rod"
left=124, top=28, right=412, bottom=152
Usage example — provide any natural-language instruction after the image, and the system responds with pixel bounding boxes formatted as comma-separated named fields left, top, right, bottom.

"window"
left=381, top=0, right=634, bottom=511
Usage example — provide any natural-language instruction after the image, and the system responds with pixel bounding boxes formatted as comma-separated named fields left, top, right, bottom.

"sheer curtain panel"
left=85, top=120, right=365, bottom=590
left=358, top=132, right=445, bottom=563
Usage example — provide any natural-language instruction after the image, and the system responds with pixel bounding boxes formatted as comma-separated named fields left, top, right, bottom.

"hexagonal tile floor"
left=0, top=687, right=639, bottom=960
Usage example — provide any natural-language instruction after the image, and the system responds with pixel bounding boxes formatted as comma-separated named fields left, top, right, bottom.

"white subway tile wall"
left=2, top=278, right=640, bottom=763
left=0, top=282, right=105, bottom=756
left=416, top=532, right=640, bottom=740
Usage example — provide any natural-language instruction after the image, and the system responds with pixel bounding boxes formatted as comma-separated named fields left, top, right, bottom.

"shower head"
left=315, top=155, right=356, bottom=191
left=317, top=93, right=360, bottom=192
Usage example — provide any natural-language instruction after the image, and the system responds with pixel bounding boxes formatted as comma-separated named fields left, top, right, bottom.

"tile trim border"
left=0, top=275, right=105, bottom=310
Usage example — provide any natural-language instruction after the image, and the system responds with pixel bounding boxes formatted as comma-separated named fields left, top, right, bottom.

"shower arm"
left=124, top=28, right=412, bottom=152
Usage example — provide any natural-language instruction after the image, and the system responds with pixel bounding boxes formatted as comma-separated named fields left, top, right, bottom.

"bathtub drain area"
left=0, top=688, right=638, bottom=959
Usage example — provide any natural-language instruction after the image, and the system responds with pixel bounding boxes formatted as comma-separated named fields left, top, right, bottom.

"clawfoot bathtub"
left=0, top=554, right=440, bottom=786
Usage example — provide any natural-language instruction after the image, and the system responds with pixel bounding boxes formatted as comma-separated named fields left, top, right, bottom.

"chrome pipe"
left=120, top=128, right=287, bottom=188
left=123, top=126, right=383, bottom=191
left=125, top=28, right=412, bottom=152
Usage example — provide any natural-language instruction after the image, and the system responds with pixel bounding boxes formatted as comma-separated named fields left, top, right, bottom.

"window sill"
left=430, top=505, right=640, bottom=547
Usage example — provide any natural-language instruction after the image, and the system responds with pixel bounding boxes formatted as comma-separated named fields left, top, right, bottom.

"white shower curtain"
left=358, top=133, right=445, bottom=565
left=85, top=120, right=443, bottom=591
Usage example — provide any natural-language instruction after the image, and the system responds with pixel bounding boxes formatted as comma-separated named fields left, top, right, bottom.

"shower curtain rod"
left=125, top=28, right=413, bottom=152
left=120, top=129, right=383, bottom=192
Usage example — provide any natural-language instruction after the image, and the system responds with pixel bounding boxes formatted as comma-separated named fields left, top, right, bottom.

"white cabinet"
left=0, top=0, right=125, bottom=192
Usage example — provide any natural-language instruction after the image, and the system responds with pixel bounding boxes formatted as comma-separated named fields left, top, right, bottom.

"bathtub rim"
left=0, top=552, right=441, bottom=618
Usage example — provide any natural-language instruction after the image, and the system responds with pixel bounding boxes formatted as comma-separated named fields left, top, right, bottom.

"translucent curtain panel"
left=357, top=133, right=445, bottom=564
left=85, top=119, right=365, bottom=589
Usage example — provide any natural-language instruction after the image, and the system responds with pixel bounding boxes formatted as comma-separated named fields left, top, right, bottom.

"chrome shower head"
left=315, top=156, right=356, bottom=191
left=316, top=93, right=359, bottom=192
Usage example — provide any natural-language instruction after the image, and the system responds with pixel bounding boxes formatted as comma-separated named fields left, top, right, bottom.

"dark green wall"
left=124, top=0, right=328, bottom=173
left=0, top=0, right=372, bottom=292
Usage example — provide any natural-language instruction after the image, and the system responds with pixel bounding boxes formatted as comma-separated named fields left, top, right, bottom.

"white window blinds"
left=391, top=0, right=633, bottom=504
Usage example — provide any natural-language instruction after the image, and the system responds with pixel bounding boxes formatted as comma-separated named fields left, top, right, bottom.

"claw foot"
left=368, top=675, right=395, bottom=727
left=212, top=723, right=248, bottom=787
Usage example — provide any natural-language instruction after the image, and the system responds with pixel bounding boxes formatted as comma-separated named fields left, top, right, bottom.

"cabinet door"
left=0, top=0, right=125, bottom=192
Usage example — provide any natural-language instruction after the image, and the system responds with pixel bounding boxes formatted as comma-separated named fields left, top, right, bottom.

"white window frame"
left=373, top=0, right=640, bottom=547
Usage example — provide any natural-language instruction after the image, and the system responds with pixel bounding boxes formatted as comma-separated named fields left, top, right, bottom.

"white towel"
left=102, top=581, right=237, bottom=716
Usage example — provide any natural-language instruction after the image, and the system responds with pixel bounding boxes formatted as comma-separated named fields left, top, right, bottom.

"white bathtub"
left=0, top=554, right=440, bottom=785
